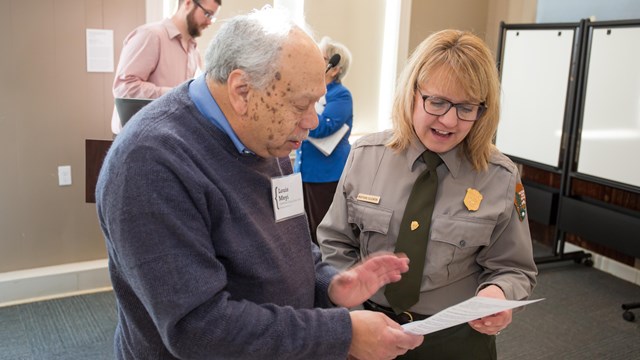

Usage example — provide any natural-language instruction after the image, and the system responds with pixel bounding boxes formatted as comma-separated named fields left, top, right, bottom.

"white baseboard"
left=0, top=259, right=112, bottom=307
left=564, top=243, right=640, bottom=286
left=1, top=248, right=637, bottom=307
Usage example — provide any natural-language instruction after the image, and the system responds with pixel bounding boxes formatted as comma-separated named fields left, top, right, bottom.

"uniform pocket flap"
left=347, top=199, right=393, bottom=234
left=430, top=216, right=493, bottom=248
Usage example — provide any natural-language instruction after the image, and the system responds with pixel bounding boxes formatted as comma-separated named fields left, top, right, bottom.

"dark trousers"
left=302, top=181, right=338, bottom=244
left=397, top=323, right=496, bottom=360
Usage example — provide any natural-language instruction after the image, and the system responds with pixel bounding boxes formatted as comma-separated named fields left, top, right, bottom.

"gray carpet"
left=0, top=262, right=639, bottom=359
left=497, top=262, right=640, bottom=359
left=0, top=292, right=116, bottom=360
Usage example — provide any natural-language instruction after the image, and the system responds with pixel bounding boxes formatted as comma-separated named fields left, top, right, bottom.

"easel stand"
left=534, top=230, right=592, bottom=266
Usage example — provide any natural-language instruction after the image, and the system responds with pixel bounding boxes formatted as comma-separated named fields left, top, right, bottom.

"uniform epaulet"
left=352, top=130, right=393, bottom=149
left=488, top=149, right=518, bottom=174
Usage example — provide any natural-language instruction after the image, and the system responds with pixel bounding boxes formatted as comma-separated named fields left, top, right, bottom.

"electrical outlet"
left=58, top=165, right=72, bottom=186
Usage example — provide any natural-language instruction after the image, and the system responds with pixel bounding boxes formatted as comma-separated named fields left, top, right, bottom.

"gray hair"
left=205, top=6, right=305, bottom=90
left=319, top=36, right=352, bottom=83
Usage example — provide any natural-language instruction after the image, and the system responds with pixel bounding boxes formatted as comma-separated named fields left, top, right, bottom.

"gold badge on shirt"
left=464, top=188, right=483, bottom=211
left=514, top=183, right=527, bottom=221
left=410, top=221, right=419, bottom=231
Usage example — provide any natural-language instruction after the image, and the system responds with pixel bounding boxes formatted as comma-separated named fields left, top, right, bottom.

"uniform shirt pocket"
left=347, top=199, right=393, bottom=256
left=427, top=216, right=494, bottom=283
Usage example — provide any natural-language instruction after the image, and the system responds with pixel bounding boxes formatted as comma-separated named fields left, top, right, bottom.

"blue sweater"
left=294, top=81, right=353, bottom=183
left=96, top=82, right=352, bottom=359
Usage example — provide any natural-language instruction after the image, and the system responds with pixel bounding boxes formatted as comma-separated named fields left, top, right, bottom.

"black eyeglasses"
left=193, top=0, right=217, bottom=21
left=416, top=88, right=486, bottom=122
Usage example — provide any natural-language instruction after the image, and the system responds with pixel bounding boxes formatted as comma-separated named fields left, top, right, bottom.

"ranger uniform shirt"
left=318, top=130, right=538, bottom=315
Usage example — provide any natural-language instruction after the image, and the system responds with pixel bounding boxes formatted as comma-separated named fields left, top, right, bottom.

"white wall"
left=305, top=0, right=388, bottom=135
left=152, top=0, right=397, bottom=136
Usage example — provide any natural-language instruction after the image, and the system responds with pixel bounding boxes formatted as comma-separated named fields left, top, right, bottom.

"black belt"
left=363, top=300, right=430, bottom=325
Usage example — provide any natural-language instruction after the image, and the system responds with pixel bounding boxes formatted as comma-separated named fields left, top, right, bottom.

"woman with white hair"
left=295, top=36, right=353, bottom=245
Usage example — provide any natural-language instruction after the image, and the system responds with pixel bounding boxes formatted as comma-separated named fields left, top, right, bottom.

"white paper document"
left=402, top=297, right=544, bottom=335
left=307, top=124, right=349, bottom=156
left=86, top=29, right=114, bottom=72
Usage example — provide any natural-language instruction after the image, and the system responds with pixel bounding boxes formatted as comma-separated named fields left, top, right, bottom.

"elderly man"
left=96, top=6, right=422, bottom=360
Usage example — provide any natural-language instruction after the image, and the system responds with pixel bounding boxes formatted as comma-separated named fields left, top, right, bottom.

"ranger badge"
left=464, top=188, right=483, bottom=211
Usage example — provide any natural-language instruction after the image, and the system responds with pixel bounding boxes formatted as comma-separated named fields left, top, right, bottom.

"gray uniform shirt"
left=318, top=130, right=537, bottom=315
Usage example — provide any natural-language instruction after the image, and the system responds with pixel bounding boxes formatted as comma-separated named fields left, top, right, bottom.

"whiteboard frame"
left=573, top=20, right=640, bottom=192
left=495, top=23, right=582, bottom=172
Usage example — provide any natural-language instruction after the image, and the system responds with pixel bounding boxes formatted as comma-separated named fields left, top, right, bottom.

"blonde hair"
left=387, top=29, right=500, bottom=171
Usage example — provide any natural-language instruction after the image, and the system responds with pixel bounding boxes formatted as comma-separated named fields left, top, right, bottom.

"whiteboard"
left=496, top=29, right=575, bottom=168
left=577, top=27, right=640, bottom=188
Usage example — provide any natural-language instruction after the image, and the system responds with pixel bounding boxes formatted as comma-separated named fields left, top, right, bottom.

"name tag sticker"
left=357, top=193, right=381, bottom=204
left=271, top=173, right=305, bottom=222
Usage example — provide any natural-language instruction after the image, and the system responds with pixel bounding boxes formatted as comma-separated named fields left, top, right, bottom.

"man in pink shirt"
left=111, top=0, right=221, bottom=134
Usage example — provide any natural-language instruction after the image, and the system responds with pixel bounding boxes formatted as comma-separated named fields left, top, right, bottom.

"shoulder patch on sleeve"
left=514, top=183, right=527, bottom=221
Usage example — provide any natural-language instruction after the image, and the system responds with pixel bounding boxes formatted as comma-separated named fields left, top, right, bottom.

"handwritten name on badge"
left=357, top=193, right=381, bottom=204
